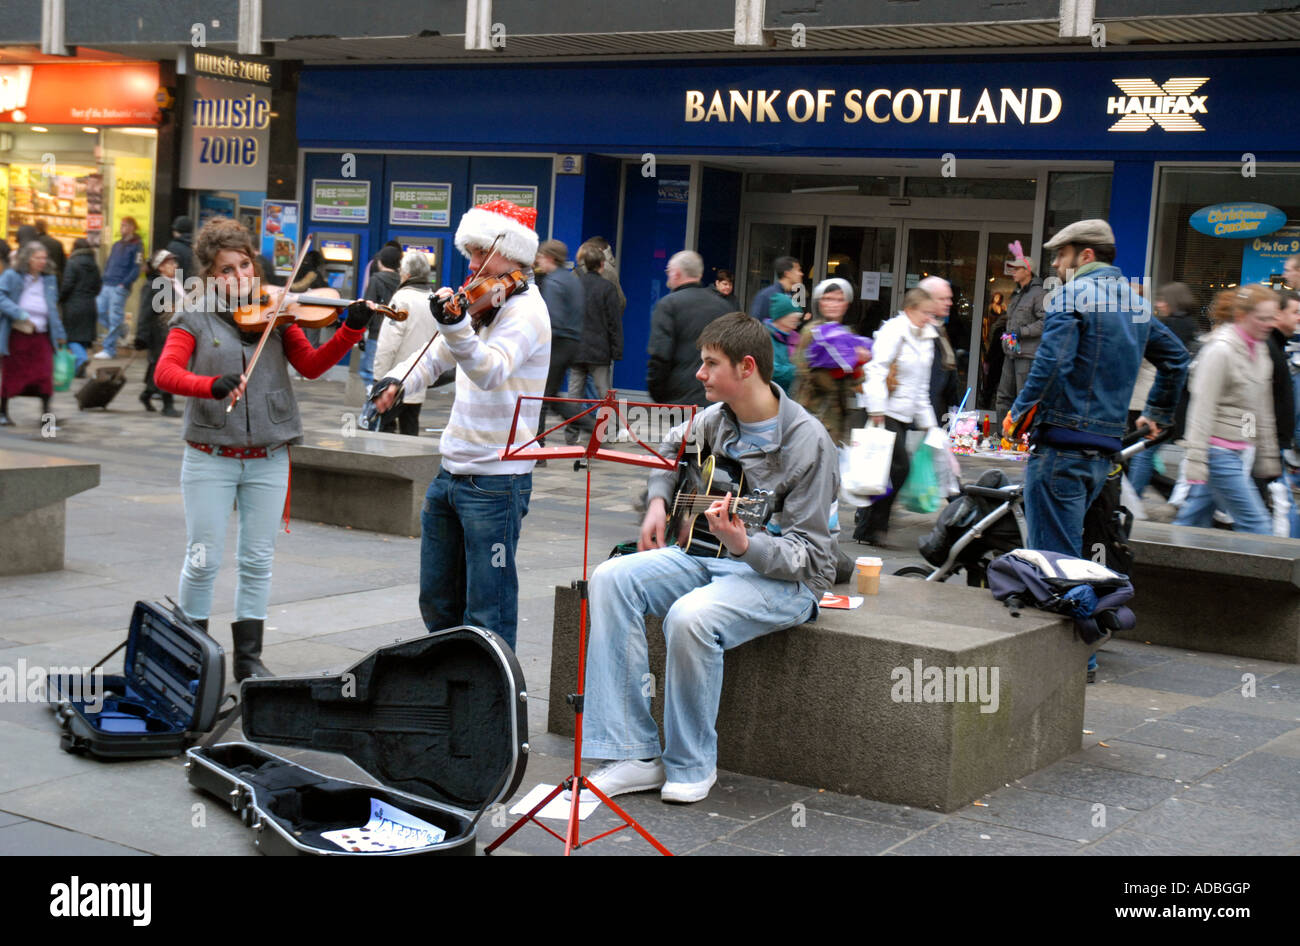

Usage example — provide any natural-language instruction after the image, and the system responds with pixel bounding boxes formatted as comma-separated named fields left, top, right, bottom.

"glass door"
left=825, top=220, right=898, bottom=336
left=979, top=230, right=1033, bottom=410
left=903, top=225, right=981, bottom=403
left=741, top=215, right=820, bottom=316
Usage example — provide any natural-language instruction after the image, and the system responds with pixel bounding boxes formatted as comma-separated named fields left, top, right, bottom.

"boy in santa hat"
left=372, top=200, right=551, bottom=650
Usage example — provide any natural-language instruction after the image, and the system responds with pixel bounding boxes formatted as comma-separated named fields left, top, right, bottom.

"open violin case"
left=51, top=600, right=230, bottom=759
left=186, top=626, right=528, bottom=856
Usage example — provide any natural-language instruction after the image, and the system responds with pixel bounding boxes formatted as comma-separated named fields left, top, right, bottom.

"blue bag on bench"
left=987, top=549, right=1136, bottom=644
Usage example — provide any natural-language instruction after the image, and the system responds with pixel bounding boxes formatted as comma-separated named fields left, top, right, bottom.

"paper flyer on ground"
left=511, top=783, right=602, bottom=820
left=321, top=797, right=447, bottom=852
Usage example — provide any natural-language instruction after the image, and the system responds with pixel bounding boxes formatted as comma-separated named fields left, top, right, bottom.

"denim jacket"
left=0, top=269, right=65, bottom=356
left=1010, top=263, right=1189, bottom=440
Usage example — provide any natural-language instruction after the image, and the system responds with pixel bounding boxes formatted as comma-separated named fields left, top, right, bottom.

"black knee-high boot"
left=231, top=619, right=271, bottom=682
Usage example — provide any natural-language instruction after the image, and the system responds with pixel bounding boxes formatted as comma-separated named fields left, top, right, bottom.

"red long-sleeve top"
left=155, top=322, right=365, bottom=398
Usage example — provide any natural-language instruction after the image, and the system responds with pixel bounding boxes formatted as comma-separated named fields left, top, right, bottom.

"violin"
left=440, top=270, right=528, bottom=321
left=231, top=285, right=408, bottom=332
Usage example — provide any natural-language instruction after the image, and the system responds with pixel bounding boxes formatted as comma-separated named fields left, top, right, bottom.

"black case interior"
left=187, top=626, right=528, bottom=856
left=53, top=601, right=227, bottom=758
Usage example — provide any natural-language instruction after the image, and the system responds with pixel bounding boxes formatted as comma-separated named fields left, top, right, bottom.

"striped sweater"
left=393, top=283, right=552, bottom=475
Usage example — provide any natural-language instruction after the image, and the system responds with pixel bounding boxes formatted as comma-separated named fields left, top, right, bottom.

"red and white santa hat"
left=455, top=199, right=539, bottom=266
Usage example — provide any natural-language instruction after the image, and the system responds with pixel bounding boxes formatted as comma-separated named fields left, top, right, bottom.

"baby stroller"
left=898, top=429, right=1171, bottom=586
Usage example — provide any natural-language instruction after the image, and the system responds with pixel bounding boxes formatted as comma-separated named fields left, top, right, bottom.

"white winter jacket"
left=374, top=283, right=440, bottom=404
left=863, top=312, right=938, bottom=427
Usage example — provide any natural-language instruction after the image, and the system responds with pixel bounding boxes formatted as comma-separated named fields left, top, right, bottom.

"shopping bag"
left=899, top=443, right=942, bottom=513
left=839, top=426, right=895, bottom=505
left=53, top=346, right=75, bottom=392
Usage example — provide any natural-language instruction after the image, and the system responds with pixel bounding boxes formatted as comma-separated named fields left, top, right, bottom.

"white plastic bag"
left=839, top=426, right=896, bottom=506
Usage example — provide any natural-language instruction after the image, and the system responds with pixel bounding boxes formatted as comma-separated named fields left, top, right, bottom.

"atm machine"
left=313, top=232, right=361, bottom=297
left=391, top=233, right=444, bottom=287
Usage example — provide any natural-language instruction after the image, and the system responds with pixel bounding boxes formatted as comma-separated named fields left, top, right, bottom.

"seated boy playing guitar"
left=575, top=312, right=839, bottom=804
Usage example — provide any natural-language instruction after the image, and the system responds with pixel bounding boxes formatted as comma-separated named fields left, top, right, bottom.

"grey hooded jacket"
left=646, top=383, right=840, bottom=594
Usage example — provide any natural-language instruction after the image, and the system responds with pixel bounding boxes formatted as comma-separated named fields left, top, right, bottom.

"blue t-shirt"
left=725, top=416, right=779, bottom=460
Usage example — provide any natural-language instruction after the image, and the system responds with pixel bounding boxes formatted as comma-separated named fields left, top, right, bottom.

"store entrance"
left=741, top=213, right=1031, bottom=413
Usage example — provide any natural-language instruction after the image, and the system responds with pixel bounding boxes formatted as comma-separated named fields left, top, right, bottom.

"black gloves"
left=429, top=291, right=462, bottom=326
left=369, top=377, right=404, bottom=412
left=211, top=372, right=243, bottom=399
left=344, top=300, right=373, bottom=331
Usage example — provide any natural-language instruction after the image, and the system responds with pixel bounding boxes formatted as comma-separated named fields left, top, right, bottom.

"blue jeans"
left=582, top=546, right=819, bottom=783
left=67, top=342, right=89, bottom=375
left=1285, top=460, right=1300, bottom=539
left=359, top=340, right=376, bottom=388
left=1024, top=444, right=1112, bottom=557
left=96, top=284, right=129, bottom=356
left=1174, top=447, right=1270, bottom=534
left=1127, top=445, right=1157, bottom=497
left=178, top=445, right=290, bottom=622
left=419, top=467, right=532, bottom=651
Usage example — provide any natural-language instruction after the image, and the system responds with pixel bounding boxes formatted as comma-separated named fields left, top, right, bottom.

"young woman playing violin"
left=154, top=217, right=378, bottom=681
left=370, top=199, right=551, bottom=651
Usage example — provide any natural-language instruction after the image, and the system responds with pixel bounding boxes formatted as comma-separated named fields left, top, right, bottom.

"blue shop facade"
left=295, top=50, right=1300, bottom=409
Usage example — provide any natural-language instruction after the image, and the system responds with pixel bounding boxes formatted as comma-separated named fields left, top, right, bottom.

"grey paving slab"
left=0, top=810, right=27, bottom=829
left=1077, top=827, right=1220, bottom=856
left=0, top=757, right=256, bottom=855
left=804, top=791, right=946, bottom=831
left=1197, top=691, right=1300, bottom=724
left=1081, top=702, right=1165, bottom=740
left=1084, top=682, right=1204, bottom=714
left=1257, top=669, right=1300, bottom=703
left=1164, top=705, right=1299, bottom=740
left=957, top=786, right=1138, bottom=842
left=721, top=807, right=914, bottom=856
left=1176, top=752, right=1300, bottom=820
left=1074, top=740, right=1227, bottom=782
left=0, top=820, right=151, bottom=856
left=1014, top=761, right=1182, bottom=811
left=1121, top=721, right=1276, bottom=759
left=671, top=771, right=813, bottom=823
left=1122, top=798, right=1300, bottom=855
left=0, top=568, right=117, bottom=598
left=690, top=840, right=778, bottom=856
left=310, top=619, right=431, bottom=652
left=0, top=721, right=101, bottom=794
left=1116, top=666, right=1250, bottom=699
left=1257, top=730, right=1300, bottom=759
left=890, top=818, right=1082, bottom=855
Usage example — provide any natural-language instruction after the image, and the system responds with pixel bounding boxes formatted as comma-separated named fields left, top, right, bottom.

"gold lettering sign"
left=684, top=87, right=1062, bottom=125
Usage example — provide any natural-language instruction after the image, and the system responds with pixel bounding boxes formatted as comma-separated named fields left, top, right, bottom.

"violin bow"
left=379, top=233, right=505, bottom=400
left=226, top=242, right=313, bottom=414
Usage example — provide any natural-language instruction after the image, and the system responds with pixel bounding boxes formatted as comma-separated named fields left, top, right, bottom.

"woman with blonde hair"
left=1174, top=284, right=1278, bottom=534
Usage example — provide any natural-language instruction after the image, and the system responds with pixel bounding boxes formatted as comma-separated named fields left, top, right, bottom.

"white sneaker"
left=660, top=770, right=717, bottom=804
left=93, top=351, right=112, bottom=359
left=565, top=759, right=665, bottom=800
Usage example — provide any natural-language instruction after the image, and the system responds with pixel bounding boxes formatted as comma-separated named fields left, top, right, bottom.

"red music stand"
left=483, top=390, right=697, bottom=856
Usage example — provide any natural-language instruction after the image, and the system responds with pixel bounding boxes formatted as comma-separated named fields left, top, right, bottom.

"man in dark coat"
left=165, top=215, right=195, bottom=282
left=647, top=250, right=735, bottom=406
left=59, top=238, right=101, bottom=377
left=360, top=244, right=401, bottom=386
left=567, top=243, right=625, bottom=444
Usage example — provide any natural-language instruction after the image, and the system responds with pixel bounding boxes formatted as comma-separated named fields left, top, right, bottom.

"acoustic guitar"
left=667, top=452, right=774, bottom=557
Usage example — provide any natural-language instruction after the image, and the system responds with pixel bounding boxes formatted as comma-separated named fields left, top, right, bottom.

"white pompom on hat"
left=454, top=199, right=539, bottom=265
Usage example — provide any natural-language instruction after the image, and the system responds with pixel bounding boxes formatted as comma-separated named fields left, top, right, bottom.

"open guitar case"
left=186, top=626, right=529, bottom=856
left=51, top=600, right=233, bottom=758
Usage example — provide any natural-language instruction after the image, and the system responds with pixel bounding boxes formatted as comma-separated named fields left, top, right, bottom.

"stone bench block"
left=1122, top=522, right=1300, bottom=663
left=289, top=429, right=441, bottom=536
left=0, top=449, right=100, bottom=576
left=549, top=575, right=1090, bottom=812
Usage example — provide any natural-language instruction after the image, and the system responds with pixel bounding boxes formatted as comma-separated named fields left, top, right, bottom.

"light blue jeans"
left=359, top=340, right=376, bottom=388
left=96, top=284, right=129, bottom=356
left=581, top=546, right=819, bottom=783
left=67, top=342, right=89, bottom=375
left=1174, top=446, right=1270, bottom=535
left=178, top=445, right=290, bottom=621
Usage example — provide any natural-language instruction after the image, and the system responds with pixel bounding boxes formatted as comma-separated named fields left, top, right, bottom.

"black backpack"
left=1081, top=460, right=1134, bottom=575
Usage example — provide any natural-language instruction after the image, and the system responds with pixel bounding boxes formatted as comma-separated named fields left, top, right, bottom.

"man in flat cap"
left=1003, top=221, right=1188, bottom=671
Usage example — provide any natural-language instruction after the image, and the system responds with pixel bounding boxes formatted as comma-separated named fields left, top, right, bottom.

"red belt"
left=188, top=441, right=269, bottom=460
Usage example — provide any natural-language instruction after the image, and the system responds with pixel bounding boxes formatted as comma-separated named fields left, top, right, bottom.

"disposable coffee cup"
left=855, top=556, right=883, bottom=595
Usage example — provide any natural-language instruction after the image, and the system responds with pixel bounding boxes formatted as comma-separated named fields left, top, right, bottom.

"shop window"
left=745, top=173, right=899, bottom=196
left=1151, top=166, right=1300, bottom=316
left=904, top=177, right=1036, bottom=200
left=1041, top=171, right=1111, bottom=265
